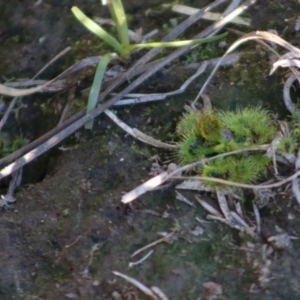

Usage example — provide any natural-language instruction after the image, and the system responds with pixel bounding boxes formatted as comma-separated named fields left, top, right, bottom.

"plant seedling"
left=71, top=1, right=227, bottom=129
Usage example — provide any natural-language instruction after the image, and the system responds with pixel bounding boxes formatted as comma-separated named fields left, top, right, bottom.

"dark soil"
left=1, top=0, right=300, bottom=299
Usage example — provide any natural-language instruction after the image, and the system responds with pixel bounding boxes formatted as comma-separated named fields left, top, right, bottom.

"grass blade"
left=85, top=53, right=117, bottom=129
left=129, top=33, right=227, bottom=49
left=71, top=6, right=125, bottom=55
left=107, top=0, right=130, bottom=48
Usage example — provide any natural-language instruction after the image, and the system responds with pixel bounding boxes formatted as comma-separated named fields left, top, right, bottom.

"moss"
left=202, top=154, right=270, bottom=186
left=176, top=106, right=277, bottom=185
left=278, top=136, right=298, bottom=154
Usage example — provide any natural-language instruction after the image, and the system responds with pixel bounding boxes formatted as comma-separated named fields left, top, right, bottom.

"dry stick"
left=223, top=0, right=242, bottom=16
left=58, top=86, right=76, bottom=125
left=292, top=148, right=300, bottom=206
left=0, top=47, right=72, bottom=132
left=0, top=109, right=85, bottom=169
left=112, top=61, right=209, bottom=106
left=34, top=47, right=72, bottom=79
left=0, top=56, right=105, bottom=169
left=192, top=0, right=257, bottom=106
left=0, top=54, right=101, bottom=97
left=283, top=73, right=300, bottom=116
left=113, top=271, right=169, bottom=300
left=0, top=48, right=70, bottom=197
left=195, top=29, right=300, bottom=106
left=121, top=145, right=269, bottom=203
left=171, top=173, right=300, bottom=190
left=103, top=62, right=210, bottom=148
left=128, top=250, right=153, bottom=268
left=0, top=0, right=227, bottom=172
left=131, top=233, right=174, bottom=257
left=4, top=79, right=66, bottom=90
left=104, top=110, right=177, bottom=149
left=229, top=28, right=300, bottom=117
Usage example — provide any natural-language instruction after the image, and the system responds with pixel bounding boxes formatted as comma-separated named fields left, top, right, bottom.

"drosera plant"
left=176, top=106, right=277, bottom=186
left=71, top=0, right=227, bottom=129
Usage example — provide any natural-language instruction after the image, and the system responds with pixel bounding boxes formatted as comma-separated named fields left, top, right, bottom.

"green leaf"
left=108, top=0, right=130, bottom=48
left=71, top=6, right=126, bottom=55
left=129, top=33, right=228, bottom=50
left=85, top=53, right=117, bottom=129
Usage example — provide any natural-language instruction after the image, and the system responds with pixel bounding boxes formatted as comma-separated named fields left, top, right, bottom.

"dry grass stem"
left=128, top=250, right=153, bottom=268
left=131, top=233, right=174, bottom=258
left=122, top=145, right=268, bottom=203
left=113, top=271, right=170, bottom=300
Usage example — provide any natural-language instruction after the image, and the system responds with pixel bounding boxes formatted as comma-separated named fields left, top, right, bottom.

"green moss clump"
left=277, top=135, right=298, bottom=154
left=176, top=106, right=277, bottom=185
left=219, top=107, right=277, bottom=145
left=202, top=154, right=270, bottom=186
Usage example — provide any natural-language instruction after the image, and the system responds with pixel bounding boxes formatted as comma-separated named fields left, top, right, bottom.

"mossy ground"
left=1, top=0, right=300, bottom=299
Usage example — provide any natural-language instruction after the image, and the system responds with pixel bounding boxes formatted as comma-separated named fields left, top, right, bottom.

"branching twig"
left=283, top=73, right=300, bottom=116
left=131, top=232, right=174, bottom=257
left=121, top=145, right=268, bottom=203
left=113, top=271, right=170, bottom=300
left=104, top=110, right=177, bottom=149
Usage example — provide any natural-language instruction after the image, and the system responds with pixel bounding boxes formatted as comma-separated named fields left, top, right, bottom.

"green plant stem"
left=85, top=53, right=117, bottom=129
left=71, top=6, right=125, bottom=55
left=108, top=0, right=130, bottom=48
left=129, top=33, right=227, bottom=49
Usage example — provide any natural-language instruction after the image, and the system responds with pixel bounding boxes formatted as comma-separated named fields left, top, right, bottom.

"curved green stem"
left=108, top=0, right=130, bottom=48
left=85, top=53, right=117, bottom=129
left=71, top=7, right=126, bottom=55
left=129, top=33, right=227, bottom=49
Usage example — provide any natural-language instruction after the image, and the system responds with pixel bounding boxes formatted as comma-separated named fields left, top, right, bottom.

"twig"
left=0, top=57, right=104, bottom=165
left=64, top=235, right=83, bottom=249
left=175, top=191, right=195, bottom=207
left=0, top=55, right=102, bottom=97
left=0, top=97, right=18, bottom=133
left=195, top=195, right=223, bottom=218
left=292, top=148, right=300, bottom=206
left=231, top=211, right=250, bottom=229
left=113, top=271, right=170, bottom=300
left=173, top=2, right=250, bottom=26
left=121, top=144, right=268, bottom=203
left=253, top=203, right=261, bottom=234
left=0, top=47, right=71, bottom=131
left=111, top=53, right=240, bottom=107
left=58, top=86, right=76, bottom=125
left=192, top=0, right=259, bottom=106
left=216, top=188, right=233, bottom=223
left=5, top=79, right=66, bottom=92
left=121, top=142, right=300, bottom=203
left=112, top=62, right=208, bottom=106
left=33, top=46, right=72, bottom=79
left=172, top=169, right=300, bottom=190
left=129, top=250, right=153, bottom=268
left=223, top=0, right=242, bottom=16
left=283, top=74, right=300, bottom=116
left=104, top=110, right=177, bottom=149
left=0, top=168, right=22, bottom=208
left=131, top=232, right=174, bottom=257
